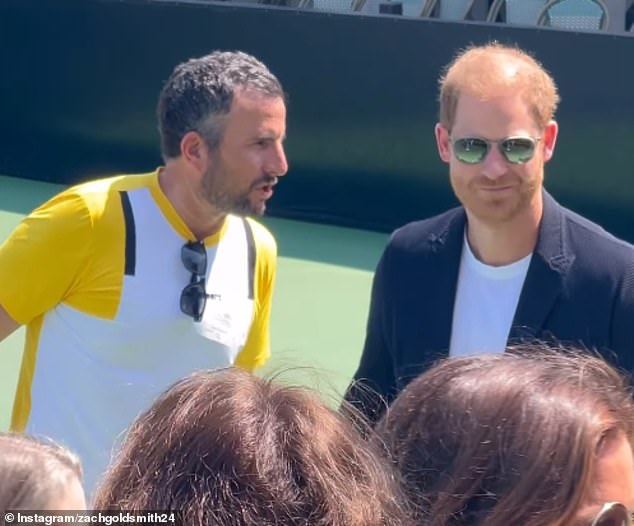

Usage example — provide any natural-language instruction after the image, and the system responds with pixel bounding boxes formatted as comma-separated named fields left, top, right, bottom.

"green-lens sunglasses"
left=450, top=136, right=541, bottom=165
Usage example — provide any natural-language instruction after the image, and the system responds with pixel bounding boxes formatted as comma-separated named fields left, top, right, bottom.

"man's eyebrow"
left=252, top=132, right=286, bottom=141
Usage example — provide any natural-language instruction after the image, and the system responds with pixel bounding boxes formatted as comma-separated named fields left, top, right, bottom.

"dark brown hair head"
left=95, top=368, right=412, bottom=526
left=0, top=432, right=83, bottom=512
left=375, top=345, right=634, bottom=526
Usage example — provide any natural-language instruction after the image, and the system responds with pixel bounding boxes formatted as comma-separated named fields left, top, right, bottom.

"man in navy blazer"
left=345, top=43, right=634, bottom=424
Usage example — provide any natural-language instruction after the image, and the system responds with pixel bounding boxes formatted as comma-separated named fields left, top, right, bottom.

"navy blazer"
left=345, top=191, right=634, bottom=423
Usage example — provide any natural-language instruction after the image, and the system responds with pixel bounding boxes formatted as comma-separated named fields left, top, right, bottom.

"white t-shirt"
left=449, top=234, right=532, bottom=357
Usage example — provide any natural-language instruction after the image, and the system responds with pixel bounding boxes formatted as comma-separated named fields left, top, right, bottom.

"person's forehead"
left=592, top=435, right=634, bottom=506
left=222, top=90, right=286, bottom=137
left=451, top=90, right=537, bottom=135
left=574, top=503, right=633, bottom=526
left=454, top=88, right=527, bottom=113
left=574, top=434, right=634, bottom=524
left=230, top=88, right=285, bottom=111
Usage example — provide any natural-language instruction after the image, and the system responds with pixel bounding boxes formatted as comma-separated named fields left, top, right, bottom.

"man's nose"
left=480, top=144, right=508, bottom=180
left=268, top=143, right=288, bottom=178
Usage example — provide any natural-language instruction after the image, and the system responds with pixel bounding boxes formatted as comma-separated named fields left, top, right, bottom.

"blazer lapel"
left=421, top=210, right=466, bottom=361
left=510, top=191, right=575, bottom=340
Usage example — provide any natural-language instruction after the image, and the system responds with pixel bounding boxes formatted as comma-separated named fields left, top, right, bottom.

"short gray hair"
left=157, top=50, right=285, bottom=160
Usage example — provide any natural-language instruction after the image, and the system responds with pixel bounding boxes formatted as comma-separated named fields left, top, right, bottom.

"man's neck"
left=466, top=203, right=543, bottom=267
left=158, top=164, right=225, bottom=240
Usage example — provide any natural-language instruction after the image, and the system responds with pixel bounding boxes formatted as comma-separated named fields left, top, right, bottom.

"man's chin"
left=250, top=206, right=266, bottom=217
left=467, top=199, right=526, bottom=225
left=231, top=201, right=266, bottom=217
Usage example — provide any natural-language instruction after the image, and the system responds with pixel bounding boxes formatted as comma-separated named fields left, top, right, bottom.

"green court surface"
left=0, top=175, right=387, bottom=430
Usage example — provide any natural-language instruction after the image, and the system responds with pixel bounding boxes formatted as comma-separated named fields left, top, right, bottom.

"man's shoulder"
left=389, top=206, right=464, bottom=251
left=44, top=172, right=154, bottom=218
left=242, top=216, right=277, bottom=257
left=559, top=204, right=634, bottom=258
left=68, top=172, right=155, bottom=204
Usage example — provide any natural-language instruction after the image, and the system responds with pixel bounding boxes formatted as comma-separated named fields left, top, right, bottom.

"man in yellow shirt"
left=0, top=50, right=288, bottom=493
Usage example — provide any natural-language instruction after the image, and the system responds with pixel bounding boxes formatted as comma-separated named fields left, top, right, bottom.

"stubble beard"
left=452, top=174, right=541, bottom=226
left=200, top=165, right=263, bottom=217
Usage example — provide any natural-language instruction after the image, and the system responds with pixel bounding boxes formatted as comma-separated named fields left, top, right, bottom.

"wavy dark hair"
left=375, top=344, right=634, bottom=526
left=95, top=367, right=413, bottom=526
left=158, top=50, right=285, bottom=160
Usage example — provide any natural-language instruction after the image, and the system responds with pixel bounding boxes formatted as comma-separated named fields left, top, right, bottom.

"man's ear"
left=180, top=131, right=210, bottom=173
left=542, top=120, right=558, bottom=163
left=435, top=123, right=451, bottom=164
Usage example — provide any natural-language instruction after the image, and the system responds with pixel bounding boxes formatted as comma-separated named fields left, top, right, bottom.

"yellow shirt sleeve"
left=234, top=218, right=277, bottom=371
left=0, top=189, right=94, bottom=324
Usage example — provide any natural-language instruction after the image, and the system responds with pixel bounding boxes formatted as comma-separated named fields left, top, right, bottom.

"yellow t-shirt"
left=0, top=171, right=276, bottom=493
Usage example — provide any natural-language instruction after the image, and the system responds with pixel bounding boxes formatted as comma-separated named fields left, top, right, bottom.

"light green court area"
left=0, top=175, right=387, bottom=430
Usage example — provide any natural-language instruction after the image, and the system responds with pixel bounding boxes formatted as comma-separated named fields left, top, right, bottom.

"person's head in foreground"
left=435, top=42, right=559, bottom=230
left=94, top=368, right=412, bottom=526
left=376, top=345, right=634, bottom=526
left=0, top=433, right=86, bottom=512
